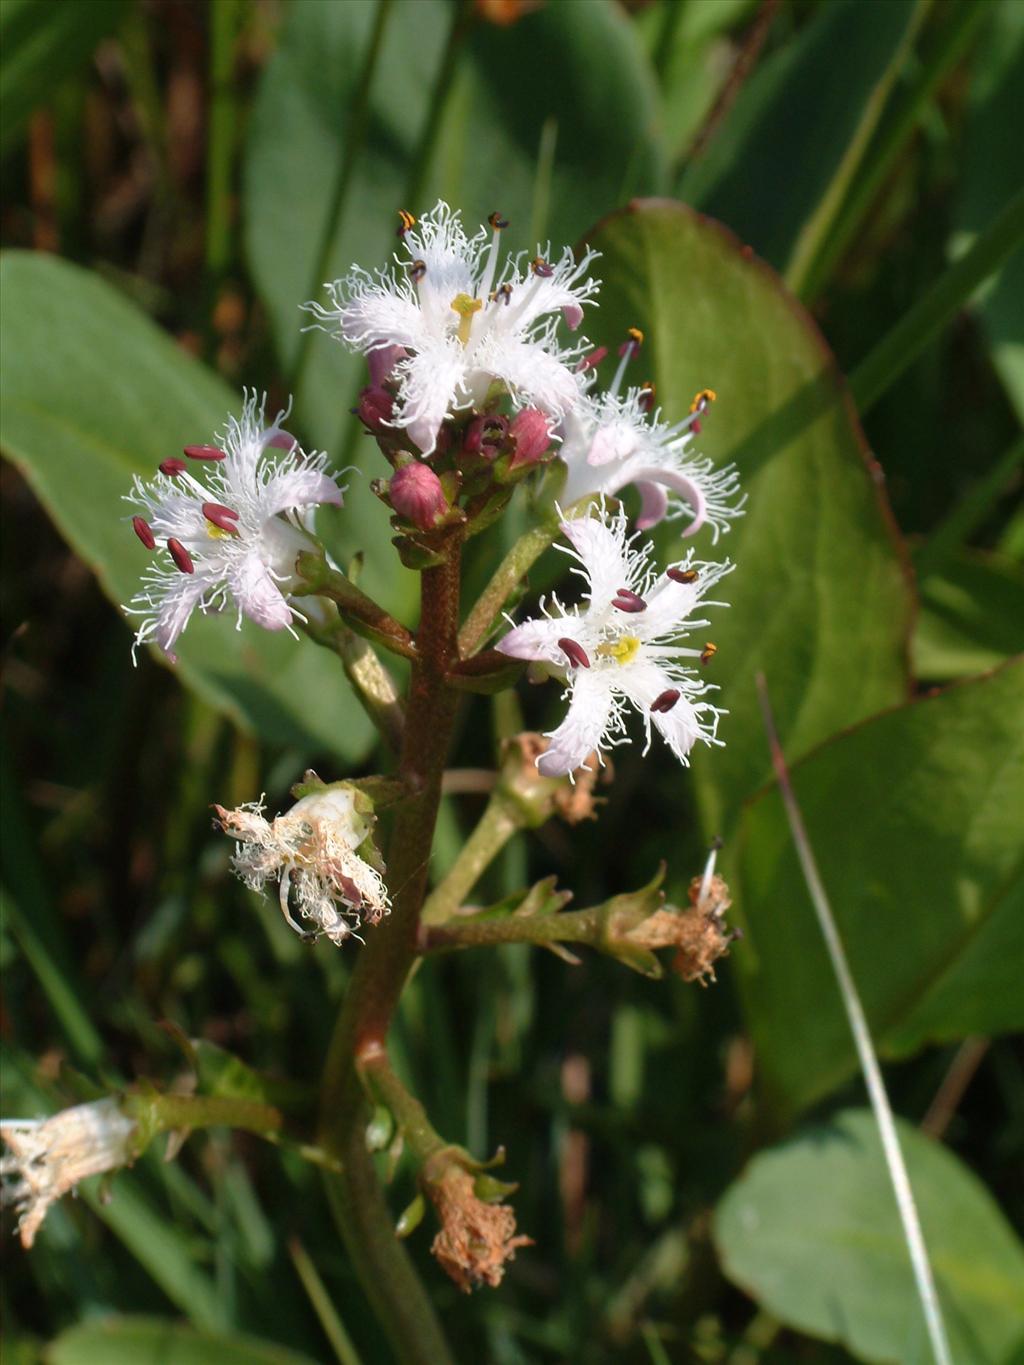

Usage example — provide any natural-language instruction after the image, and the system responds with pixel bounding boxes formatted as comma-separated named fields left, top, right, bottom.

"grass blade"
left=756, top=673, right=954, bottom=1365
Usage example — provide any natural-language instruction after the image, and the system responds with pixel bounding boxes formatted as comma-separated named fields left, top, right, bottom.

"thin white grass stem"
left=755, top=673, right=954, bottom=1365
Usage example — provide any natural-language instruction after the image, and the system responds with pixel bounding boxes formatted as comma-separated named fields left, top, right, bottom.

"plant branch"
left=297, top=552, right=418, bottom=659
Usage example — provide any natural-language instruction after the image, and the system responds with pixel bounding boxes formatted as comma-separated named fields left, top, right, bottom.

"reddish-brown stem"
left=318, top=540, right=463, bottom=1365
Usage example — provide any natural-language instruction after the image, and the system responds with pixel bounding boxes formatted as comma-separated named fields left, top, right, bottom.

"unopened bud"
left=508, top=408, right=553, bottom=469
left=356, top=386, right=394, bottom=434
left=389, top=462, right=449, bottom=530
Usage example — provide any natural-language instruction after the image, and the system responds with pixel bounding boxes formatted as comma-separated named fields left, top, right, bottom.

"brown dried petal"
left=427, top=1166, right=532, bottom=1293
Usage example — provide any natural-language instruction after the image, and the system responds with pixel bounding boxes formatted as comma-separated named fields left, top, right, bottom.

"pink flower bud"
left=356, top=386, right=394, bottom=434
left=390, top=463, right=449, bottom=530
left=367, top=344, right=406, bottom=388
left=508, top=408, right=553, bottom=468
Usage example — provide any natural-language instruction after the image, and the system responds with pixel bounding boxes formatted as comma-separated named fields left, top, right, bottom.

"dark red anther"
left=576, top=345, right=608, bottom=375
left=184, top=444, right=226, bottom=461
left=531, top=256, right=554, bottom=278
left=202, top=502, right=240, bottom=533
left=612, top=588, right=646, bottom=613
left=132, top=516, right=156, bottom=549
left=167, top=538, right=195, bottom=574
left=490, top=283, right=513, bottom=305
left=690, top=419, right=702, bottom=435
left=488, top=211, right=509, bottom=230
left=650, top=688, right=680, bottom=713
left=638, top=382, right=656, bottom=413
left=408, top=259, right=427, bottom=282
left=159, top=457, right=187, bottom=477
left=667, top=566, right=699, bottom=584
left=558, top=637, right=591, bottom=669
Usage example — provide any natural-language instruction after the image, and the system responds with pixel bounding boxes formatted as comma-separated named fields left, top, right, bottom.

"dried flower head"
left=426, top=1163, right=532, bottom=1293
left=1, top=1098, right=137, bottom=1248
left=215, top=787, right=390, bottom=946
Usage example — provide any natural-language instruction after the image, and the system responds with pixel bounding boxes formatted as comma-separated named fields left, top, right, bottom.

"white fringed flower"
left=1, top=1099, right=137, bottom=1249
left=497, top=505, right=733, bottom=777
left=124, top=391, right=344, bottom=659
left=215, top=787, right=390, bottom=947
left=560, top=382, right=744, bottom=542
left=304, top=202, right=600, bottom=455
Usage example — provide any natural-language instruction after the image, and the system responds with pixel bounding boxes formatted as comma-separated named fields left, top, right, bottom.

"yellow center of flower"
left=596, top=635, right=641, bottom=665
left=206, top=524, right=234, bottom=541
left=451, top=292, right=483, bottom=345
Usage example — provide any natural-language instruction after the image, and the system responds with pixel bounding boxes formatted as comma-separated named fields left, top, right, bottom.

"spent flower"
left=125, top=391, right=343, bottom=659
left=304, top=201, right=599, bottom=455
left=1, top=1099, right=137, bottom=1248
left=498, top=503, right=733, bottom=776
left=215, top=786, right=390, bottom=946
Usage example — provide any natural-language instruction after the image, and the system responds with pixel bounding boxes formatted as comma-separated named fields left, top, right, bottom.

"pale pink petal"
left=538, top=670, right=616, bottom=776
left=231, top=552, right=294, bottom=631
left=498, top=615, right=577, bottom=667
left=259, top=467, right=343, bottom=519
left=635, top=480, right=668, bottom=530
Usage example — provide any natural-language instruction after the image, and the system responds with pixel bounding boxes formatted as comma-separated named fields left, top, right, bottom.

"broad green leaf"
left=584, top=200, right=913, bottom=834
left=735, top=662, right=1024, bottom=1115
left=0, top=0, right=126, bottom=156
left=955, top=0, right=1024, bottom=420
left=0, top=251, right=373, bottom=762
left=243, top=0, right=663, bottom=611
left=679, top=0, right=921, bottom=274
left=913, top=550, right=1024, bottom=681
left=715, top=1109, right=1024, bottom=1365
left=48, top=1317, right=323, bottom=1365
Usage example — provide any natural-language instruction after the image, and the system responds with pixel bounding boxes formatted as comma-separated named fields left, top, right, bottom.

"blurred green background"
left=1, top=0, right=1022, bottom=1362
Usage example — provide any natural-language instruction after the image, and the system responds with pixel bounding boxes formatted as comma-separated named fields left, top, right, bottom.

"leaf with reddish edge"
left=581, top=198, right=914, bottom=837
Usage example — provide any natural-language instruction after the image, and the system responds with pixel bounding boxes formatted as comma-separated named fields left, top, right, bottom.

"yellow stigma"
left=451, top=292, right=483, bottom=345
left=596, top=635, right=641, bottom=665
left=206, top=523, right=233, bottom=541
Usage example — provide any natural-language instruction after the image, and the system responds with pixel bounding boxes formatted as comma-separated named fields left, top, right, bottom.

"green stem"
left=144, top=1093, right=283, bottom=1139
left=318, top=546, right=463, bottom=1365
left=849, top=187, right=1024, bottom=414
left=297, top=553, right=418, bottom=659
left=458, top=519, right=558, bottom=656
left=420, top=788, right=525, bottom=925
left=422, top=904, right=605, bottom=953
left=290, top=0, right=395, bottom=391
left=288, top=1236, right=366, bottom=1365
left=360, top=1045, right=447, bottom=1166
